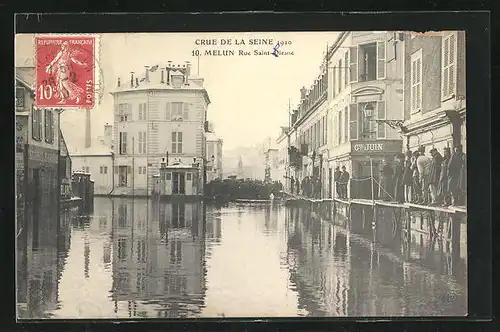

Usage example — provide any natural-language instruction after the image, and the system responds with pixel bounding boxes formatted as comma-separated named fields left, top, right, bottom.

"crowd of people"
left=381, top=144, right=467, bottom=206
left=285, top=144, right=467, bottom=207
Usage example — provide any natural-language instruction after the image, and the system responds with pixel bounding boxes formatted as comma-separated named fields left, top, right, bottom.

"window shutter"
left=344, top=107, right=348, bottom=143
left=349, top=46, right=358, bottom=83
left=183, top=103, right=189, bottom=120
left=344, top=52, right=349, bottom=86
left=449, top=34, right=455, bottom=96
left=377, top=41, right=386, bottom=79
left=416, top=58, right=422, bottom=109
left=165, top=102, right=171, bottom=120
left=338, top=111, right=342, bottom=144
left=349, top=104, right=358, bottom=140
left=443, top=38, right=449, bottom=98
left=332, top=66, right=337, bottom=97
left=377, top=101, right=386, bottom=138
left=171, top=132, right=177, bottom=153
left=456, top=32, right=466, bottom=99
left=44, top=110, right=49, bottom=141
left=123, top=132, right=127, bottom=154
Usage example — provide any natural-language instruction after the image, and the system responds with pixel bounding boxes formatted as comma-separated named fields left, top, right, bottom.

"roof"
left=15, top=67, right=35, bottom=91
left=69, top=138, right=113, bottom=156
left=205, top=131, right=222, bottom=141
left=161, top=163, right=197, bottom=170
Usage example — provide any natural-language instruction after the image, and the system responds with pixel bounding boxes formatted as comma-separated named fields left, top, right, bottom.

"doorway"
left=118, top=166, right=128, bottom=187
left=172, top=172, right=186, bottom=194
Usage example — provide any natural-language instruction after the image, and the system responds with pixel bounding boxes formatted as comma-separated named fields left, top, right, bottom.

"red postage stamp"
left=35, top=35, right=97, bottom=108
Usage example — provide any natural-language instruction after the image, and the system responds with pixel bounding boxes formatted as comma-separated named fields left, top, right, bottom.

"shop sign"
left=28, top=145, right=58, bottom=164
left=353, top=143, right=384, bottom=152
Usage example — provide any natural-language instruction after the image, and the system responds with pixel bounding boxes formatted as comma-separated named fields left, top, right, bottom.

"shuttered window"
left=377, top=41, right=386, bottom=79
left=338, top=111, right=342, bottom=144
left=119, top=132, right=128, bottom=154
left=44, top=110, right=54, bottom=144
left=344, top=107, right=348, bottom=143
left=172, top=131, right=183, bottom=153
left=32, top=107, right=42, bottom=141
left=442, top=33, right=457, bottom=100
left=411, top=49, right=423, bottom=113
left=344, top=52, right=349, bottom=86
left=349, top=46, right=358, bottom=83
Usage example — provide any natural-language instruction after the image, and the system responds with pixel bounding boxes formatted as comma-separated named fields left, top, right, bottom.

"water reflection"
left=16, top=197, right=466, bottom=319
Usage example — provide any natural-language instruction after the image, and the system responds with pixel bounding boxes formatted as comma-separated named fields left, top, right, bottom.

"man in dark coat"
left=340, top=166, right=350, bottom=199
left=448, top=145, right=465, bottom=206
left=290, top=176, right=295, bottom=194
left=403, top=150, right=414, bottom=202
left=393, top=153, right=406, bottom=203
left=429, top=148, right=443, bottom=205
left=438, top=147, right=451, bottom=206
left=334, top=166, right=342, bottom=198
left=410, top=151, right=421, bottom=203
left=379, top=157, right=394, bottom=201
left=301, top=177, right=307, bottom=197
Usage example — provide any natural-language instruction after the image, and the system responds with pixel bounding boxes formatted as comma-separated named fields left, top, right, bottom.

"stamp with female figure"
left=35, top=35, right=98, bottom=108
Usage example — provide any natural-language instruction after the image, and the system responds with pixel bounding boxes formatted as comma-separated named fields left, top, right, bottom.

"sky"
left=16, top=32, right=339, bottom=151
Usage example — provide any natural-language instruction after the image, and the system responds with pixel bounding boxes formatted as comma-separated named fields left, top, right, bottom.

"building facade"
left=69, top=123, right=114, bottom=195
left=110, top=63, right=210, bottom=196
left=16, top=67, right=62, bottom=239
left=325, top=31, right=405, bottom=200
left=402, top=31, right=466, bottom=154
left=274, top=127, right=289, bottom=186
left=205, top=131, right=223, bottom=182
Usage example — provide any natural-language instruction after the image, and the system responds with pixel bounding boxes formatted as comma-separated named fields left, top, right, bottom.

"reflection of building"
left=205, top=131, right=223, bottom=182
left=110, top=63, right=211, bottom=196
left=285, top=207, right=351, bottom=316
left=70, top=123, right=114, bottom=195
left=110, top=198, right=206, bottom=318
left=402, top=31, right=466, bottom=153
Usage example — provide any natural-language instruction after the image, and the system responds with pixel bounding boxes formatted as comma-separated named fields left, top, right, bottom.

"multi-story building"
left=402, top=31, right=466, bottom=154
left=324, top=31, right=406, bottom=199
left=109, top=62, right=211, bottom=196
left=15, top=67, right=63, bottom=240
left=205, top=131, right=223, bottom=182
left=274, top=126, right=289, bottom=187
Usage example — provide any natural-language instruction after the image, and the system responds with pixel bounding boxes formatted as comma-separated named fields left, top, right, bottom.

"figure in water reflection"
left=45, top=41, right=87, bottom=104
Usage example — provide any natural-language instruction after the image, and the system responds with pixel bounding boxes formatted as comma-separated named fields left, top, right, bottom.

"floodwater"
left=16, top=197, right=467, bottom=319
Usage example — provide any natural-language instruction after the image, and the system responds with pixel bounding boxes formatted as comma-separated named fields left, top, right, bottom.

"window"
left=411, top=49, right=423, bottom=113
left=358, top=42, right=377, bottom=82
left=331, top=66, right=337, bottom=98
left=170, top=102, right=189, bottom=121
left=349, top=46, right=358, bottom=83
left=119, top=132, right=128, bottom=154
left=172, top=131, right=183, bottom=153
left=377, top=101, right=386, bottom=138
left=166, top=172, right=172, bottom=180
left=83, top=166, right=90, bottom=173
left=349, top=104, right=358, bottom=140
left=138, top=132, right=147, bottom=154
left=44, top=110, right=54, bottom=144
left=442, top=33, right=457, bottom=100
left=118, top=103, right=131, bottom=122
left=333, top=112, right=337, bottom=146
left=138, top=166, right=146, bottom=174
left=344, top=107, right=348, bottom=143
left=16, top=87, right=25, bottom=109
left=186, top=173, right=192, bottom=181
left=323, top=115, right=327, bottom=145
left=100, top=166, right=104, bottom=174
left=32, top=107, right=42, bottom=141
left=138, top=103, right=147, bottom=120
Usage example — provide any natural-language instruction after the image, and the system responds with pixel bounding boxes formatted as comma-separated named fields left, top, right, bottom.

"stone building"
left=401, top=31, right=466, bottom=154
left=205, top=131, right=223, bottom=182
left=109, top=62, right=211, bottom=196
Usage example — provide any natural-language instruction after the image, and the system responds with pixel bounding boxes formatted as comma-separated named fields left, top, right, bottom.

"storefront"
left=154, top=162, right=201, bottom=198
left=348, top=140, right=403, bottom=200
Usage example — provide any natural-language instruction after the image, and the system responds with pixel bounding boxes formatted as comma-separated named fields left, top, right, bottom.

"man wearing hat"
left=429, top=147, right=443, bottom=205
left=340, top=165, right=350, bottom=199
left=438, top=147, right=451, bottom=206
left=416, top=145, right=432, bottom=204
left=403, top=150, right=414, bottom=203
left=448, top=144, right=466, bottom=206
left=334, top=166, right=341, bottom=198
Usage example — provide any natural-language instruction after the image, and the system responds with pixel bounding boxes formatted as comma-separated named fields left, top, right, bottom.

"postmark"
left=35, top=34, right=99, bottom=109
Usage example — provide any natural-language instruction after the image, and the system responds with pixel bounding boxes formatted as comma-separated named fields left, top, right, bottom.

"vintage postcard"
left=15, top=30, right=467, bottom=320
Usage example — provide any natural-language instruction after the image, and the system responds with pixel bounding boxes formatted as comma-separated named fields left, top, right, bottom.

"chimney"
left=85, top=108, right=91, bottom=148
left=166, top=61, right=172, bottom=85
left=300, top=86, right=307, bottom=100
left=117, top=77, right=121, bottom=87
left=160, top=69, right=165, bottom=83
left=145, top=66, right=150, bottom=83
left=135, top=77, right=139, bottom=87
left=104, top=123, right=112, bottom=147
left=130, top=72, right=134, bottom=88
left=182, top=64, right=187, bottom=84
left=185, top=61, right=191, bottom=77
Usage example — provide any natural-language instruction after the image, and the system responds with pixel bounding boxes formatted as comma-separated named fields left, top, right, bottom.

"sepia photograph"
left=15, top=29, right=467, bottom=320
